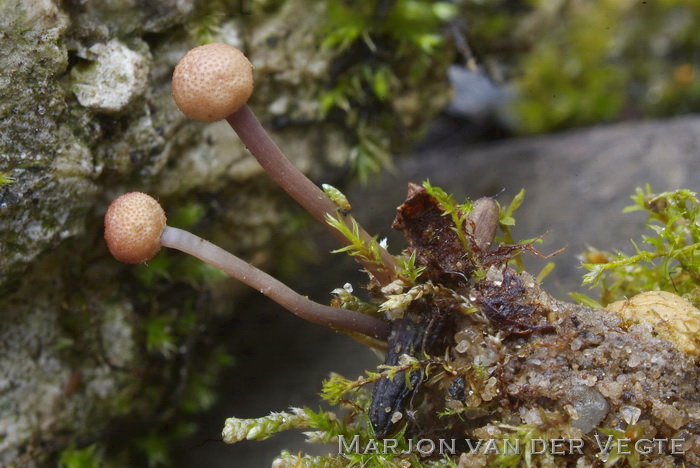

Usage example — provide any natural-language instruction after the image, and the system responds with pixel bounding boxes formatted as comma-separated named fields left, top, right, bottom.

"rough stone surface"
left=71, top=39, right=150, bottom=112
left=0, top=0, right=454, bottom=466
left=447, top=273, right=700, bottom=465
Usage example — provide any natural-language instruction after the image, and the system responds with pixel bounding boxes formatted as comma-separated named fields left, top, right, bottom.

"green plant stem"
left=583, top=243, right=700, bottom=285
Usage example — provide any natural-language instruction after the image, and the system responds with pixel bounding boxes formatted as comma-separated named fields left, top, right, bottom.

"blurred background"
left=0, top=0, right=698, bottom=467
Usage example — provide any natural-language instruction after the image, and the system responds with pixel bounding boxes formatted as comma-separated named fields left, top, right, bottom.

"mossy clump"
left=580, top=186, right=700, bottom=308
left=221, top=184, right=700, bottom=467
left=318, top=0, right=459, bottom=181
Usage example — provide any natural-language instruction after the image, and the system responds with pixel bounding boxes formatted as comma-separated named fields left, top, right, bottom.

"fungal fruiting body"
left=103, top=193, right=389, bottom=341
left=170, top=42, right=396, bottom=285
left=172, top=43, right=253, bottom=122
left=104, top=192, right=166, bottom=264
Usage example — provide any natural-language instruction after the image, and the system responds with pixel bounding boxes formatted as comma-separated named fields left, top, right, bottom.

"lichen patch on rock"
left=71, top=40, right=150, bottom=113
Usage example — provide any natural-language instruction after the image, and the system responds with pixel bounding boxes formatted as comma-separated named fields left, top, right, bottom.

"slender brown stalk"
left=226, top=105, right=396, bottom=284
left=160, top=226, right=390, bottom=340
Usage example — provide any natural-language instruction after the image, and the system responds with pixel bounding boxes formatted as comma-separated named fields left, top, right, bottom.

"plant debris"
left=225, top=183, right=700, bottom=467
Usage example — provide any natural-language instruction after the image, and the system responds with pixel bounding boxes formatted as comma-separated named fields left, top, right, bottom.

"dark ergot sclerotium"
left=370, top=183, right=508, bottom=437
left=370, top=300, right=451, bottom=437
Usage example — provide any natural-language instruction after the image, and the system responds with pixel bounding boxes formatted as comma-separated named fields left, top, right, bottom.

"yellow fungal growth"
left=607, top=290, right=700, bottom=355
left=104, top=192, right=166, bottom=264
left=172, top=43, right=254, bottom=122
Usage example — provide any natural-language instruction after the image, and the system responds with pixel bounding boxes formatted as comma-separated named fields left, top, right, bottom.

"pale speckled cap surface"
left=104, top=192, right=166, bottom=264
left=172, top=43, right=254, bottom=122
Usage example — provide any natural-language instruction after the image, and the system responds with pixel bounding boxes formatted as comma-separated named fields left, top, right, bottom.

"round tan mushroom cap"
left=172, top=43, right=254, bottom=122
left=104, top=192, right=166, bottom=264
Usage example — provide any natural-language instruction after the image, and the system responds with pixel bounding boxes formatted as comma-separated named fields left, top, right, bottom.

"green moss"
left=595, top=423, right=645, bottom=468
left=579, top=185, right=700, bottom=307
left=423, top=180, right=475, bottom=251
left=58, top=443, right=104, bottom=468
left=394, top=252, right=426, bottom=286
left=458, top=0, right=700, bottom=133
left=510, top=0, right=700, bottom=133
left=135, top=431, right=170, bottom=468
left=326, top=211, right=386, bottom=269
left=0, top=172, right=15, bottom=186
left=318, top=0, right=458, bottom=180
